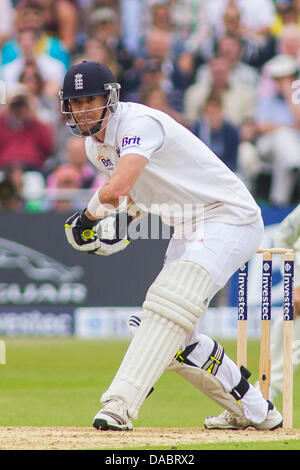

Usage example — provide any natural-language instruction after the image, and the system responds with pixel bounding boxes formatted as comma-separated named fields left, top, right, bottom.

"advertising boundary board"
left=0, top=205, right=296, bottom=337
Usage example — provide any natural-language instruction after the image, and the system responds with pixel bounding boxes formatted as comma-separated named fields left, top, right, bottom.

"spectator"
left=34, top=0, right=79, bottom=53
left=294, top=0, right=300, bottom=20
left=1, top=0, right=70, bottom=71
left=88, top=7, right=134, bottom=73
left=125, top=58, right=183, bottom=113
left=196, top=35, right=259, bottom=90
left=76, top=37, right=121, bottom=85
left=277, top=23, right=300, bottom=60
left=46, top=163, right=84, bottom=212
left=141, top=0, right=208, bottom=56
left=271, top=0, right=300, bottom=37
left=224, top=3, right=277, bottom=67
left=197, top=3, right=277, bottom=69
left=237, top=118, right=262, bottom=193
left=255, top=54, right=300, bottom=205
left=0, top=164, right=25, bottom=212
left=143, top=25, right=190, bottom=69
left=0, top=85, right=55, bottom=172
left=168, top=0, right=208, bottom=50
left=2, top=28, right=65, bottom=93
left=184, top=56, right=256, bottom=127
left=123, top=58, right=163, bottom=102
left=150, top=1, right=173, bottom=32
left=140, top=86, right=187, bottom=126
left=87, top=6, right=135, bottom=97
left=204, top=0, right=276, bottom=38
left=19, top=61, right=57, bottom=115
left=190, top=92, right=240, bottom=173
left=217, top=35, right=259, bottom=88
left=143, top=26, right=173, bottom=61
left=256, top=24, right=300, bottom=98
left=142, top=28, right=195, bottom=108
left=147, top=1, right=187, bottom=59
left=235, top=0, right=276, bottom=38
left=0, top=0, right=15, bottom=49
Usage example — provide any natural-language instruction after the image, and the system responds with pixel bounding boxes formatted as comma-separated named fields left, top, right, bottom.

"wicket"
left=237, top=248, right=294, bottom=429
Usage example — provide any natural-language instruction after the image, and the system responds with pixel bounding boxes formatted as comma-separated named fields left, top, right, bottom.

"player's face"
left=69, top=95, right=107, bottom=132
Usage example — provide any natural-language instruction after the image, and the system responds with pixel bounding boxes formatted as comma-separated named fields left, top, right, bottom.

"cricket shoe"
left=253, top=402, right=283, bottom=430
left=204, top=401, right=282, bottom=430
left=93, top=398, right=133, bottom=431
left=204, top=409, right=251, bottom=430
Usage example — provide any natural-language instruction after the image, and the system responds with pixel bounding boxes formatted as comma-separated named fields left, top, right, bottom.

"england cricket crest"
left=74, top=73, right=83, bottom=90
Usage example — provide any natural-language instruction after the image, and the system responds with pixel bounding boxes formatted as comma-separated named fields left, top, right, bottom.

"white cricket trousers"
left=164, top=216, right=269, bottom=423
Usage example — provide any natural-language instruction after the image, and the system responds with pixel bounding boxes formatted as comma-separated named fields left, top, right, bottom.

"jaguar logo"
left=0, top=237, right=83, bottom=283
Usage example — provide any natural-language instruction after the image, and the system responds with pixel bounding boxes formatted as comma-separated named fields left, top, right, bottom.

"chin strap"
left=81, top=99, right=109, bottom=137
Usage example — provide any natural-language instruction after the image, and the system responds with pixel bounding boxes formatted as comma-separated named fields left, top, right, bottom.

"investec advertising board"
left=0, top=213, right=169, bottom=336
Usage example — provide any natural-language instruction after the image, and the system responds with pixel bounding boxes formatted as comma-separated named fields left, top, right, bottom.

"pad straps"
left=175, top=340, right=224, bottom=376
left=174, top=342, right=199, bottom=367
left=230, top=366, right=252, bottom=401
left=201, top=340, right=224, bottom=375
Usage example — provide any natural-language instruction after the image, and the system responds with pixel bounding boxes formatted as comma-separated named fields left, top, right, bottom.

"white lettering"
left=0, top=283, right=87, bottom=304
left=0, top=311, right=73, bottom=336
left=107, top=455, right=139, bottom=467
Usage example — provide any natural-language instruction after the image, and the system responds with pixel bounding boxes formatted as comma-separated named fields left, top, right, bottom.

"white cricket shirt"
left=85, top=102, right=261, bottom=228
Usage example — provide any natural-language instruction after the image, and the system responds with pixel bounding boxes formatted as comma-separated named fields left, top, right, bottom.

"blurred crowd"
left=1, top=0, right=300, bottom=212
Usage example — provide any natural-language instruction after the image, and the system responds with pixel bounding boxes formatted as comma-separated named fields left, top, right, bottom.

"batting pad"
left=168, top=361, right=245, bottom=418
left=101, top=260, right=211, bottom=418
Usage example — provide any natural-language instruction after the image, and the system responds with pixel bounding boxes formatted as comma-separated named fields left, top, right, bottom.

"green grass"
left=0, top=337, right=299, bottom=449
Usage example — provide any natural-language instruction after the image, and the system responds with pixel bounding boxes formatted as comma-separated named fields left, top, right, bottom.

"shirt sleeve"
left=117, top=115, right=165, bottom=160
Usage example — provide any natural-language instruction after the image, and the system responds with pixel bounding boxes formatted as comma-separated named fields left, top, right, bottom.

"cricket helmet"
left=59, top=61, right=121, bottom=137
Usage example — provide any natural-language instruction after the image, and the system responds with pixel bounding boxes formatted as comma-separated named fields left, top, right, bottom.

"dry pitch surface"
left=0, top=427, right=299, bottom=450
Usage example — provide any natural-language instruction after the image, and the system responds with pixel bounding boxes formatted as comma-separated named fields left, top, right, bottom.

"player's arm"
left=64, top=154, right=147, bottom=255
left=86, top=153, right=147, bottom=219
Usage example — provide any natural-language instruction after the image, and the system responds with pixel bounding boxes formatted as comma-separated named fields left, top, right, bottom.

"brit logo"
left=98, top=155, right=114, bottom=168
left=74, top=73, right=83, bottom=90
left=122, top=134, right=141, bottom=148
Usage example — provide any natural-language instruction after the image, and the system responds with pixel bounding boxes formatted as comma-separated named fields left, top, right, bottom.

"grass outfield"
left=0, top=337, right=299, bottom=450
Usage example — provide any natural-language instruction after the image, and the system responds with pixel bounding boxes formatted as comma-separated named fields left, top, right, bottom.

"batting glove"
left=89, top=211, right=132, bottom=256
left=64, top=211, right=101, bottom=252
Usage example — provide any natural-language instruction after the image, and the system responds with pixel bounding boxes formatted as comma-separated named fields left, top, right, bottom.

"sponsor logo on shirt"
left=122, top=134, right=141, bottom=148
left=98, top=155, right=114, bottom=168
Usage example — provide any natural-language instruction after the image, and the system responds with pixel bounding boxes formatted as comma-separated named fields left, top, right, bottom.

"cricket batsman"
left=61, top=61, right=282, bottom=431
